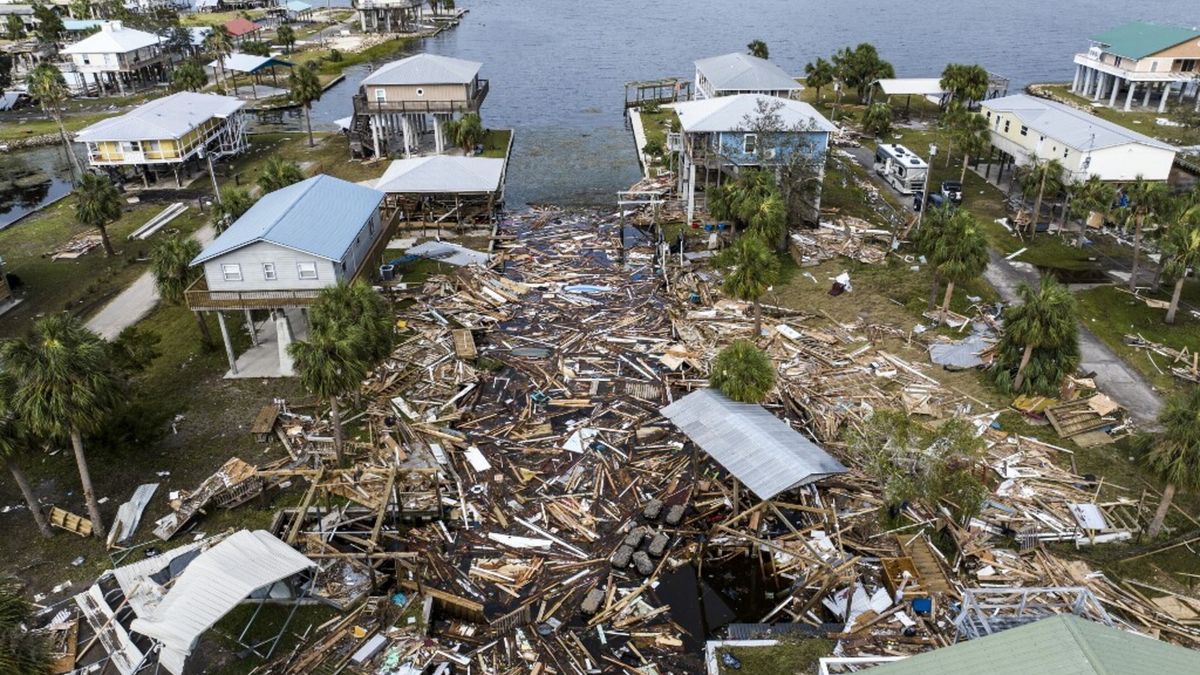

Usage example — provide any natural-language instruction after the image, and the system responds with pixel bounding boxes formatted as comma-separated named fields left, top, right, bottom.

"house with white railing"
left=1072, top=21, right=1200, bottom=112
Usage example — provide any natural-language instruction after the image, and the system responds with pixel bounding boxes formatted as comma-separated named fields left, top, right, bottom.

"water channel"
left=4, top=0, right=1195, bottom=224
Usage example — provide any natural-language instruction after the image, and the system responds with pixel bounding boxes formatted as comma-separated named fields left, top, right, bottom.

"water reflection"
left=0, top=146, right=78, bottom=229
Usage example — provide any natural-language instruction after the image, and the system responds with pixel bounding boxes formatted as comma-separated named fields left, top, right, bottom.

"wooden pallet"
left=49, top=506, right=93, bottom=538
left=250, top=403, right=280, bottom=442
left=452, top=328, right=477, bottom=359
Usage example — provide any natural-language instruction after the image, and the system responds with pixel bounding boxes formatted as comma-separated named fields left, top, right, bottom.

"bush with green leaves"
left=853, top=410, right=988, bottom=525
left=709, top=340, right=775, bottom=403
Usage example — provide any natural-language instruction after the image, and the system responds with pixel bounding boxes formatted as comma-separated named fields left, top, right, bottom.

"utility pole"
left=200, top=146, right=223, bottom=206
left=915, top=143, right=938, bottom=231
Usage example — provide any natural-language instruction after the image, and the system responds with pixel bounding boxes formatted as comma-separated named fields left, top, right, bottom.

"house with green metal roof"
left=1071, top=21, right=1200, bottom=112
left=855, top=614, right=1200, bottom=675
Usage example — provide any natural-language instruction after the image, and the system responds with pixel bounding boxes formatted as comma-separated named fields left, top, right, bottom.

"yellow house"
left=75, top=92, right=248, bottom=187
left=1072, top=21, right=1200, bottom=112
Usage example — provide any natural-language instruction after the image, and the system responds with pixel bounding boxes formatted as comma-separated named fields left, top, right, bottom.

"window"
left=1063, top=149, right=1070, bottom=158
left=368, top=218, right=375, bottom=234
left=985, top=110, right=991, bottom=119
left=1150, top=61, right=1158, bottom=72
left=262, top=263, right=277, bottom=281
left=221, top=264, right=242, bottom=282
left=374, top=88, right=386, bottom=103
left=1003, top=120, right=1010, bottom=133
left=743, top=133, right=758, bottom=155
left=1019, top=125, right=1028, bottom=137
left=297, top=262, right=319, bottom=280
left=1114, top=56, right=1123, bottom=68
left=1182, top=59, right=1197, bottom=73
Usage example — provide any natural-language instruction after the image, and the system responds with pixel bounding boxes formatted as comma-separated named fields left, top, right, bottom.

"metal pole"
left=205, top=151, right=223, bottom=205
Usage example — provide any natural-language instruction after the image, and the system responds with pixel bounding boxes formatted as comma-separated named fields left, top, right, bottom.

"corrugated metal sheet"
left=362, top=53, right=482, bottom=86
left=192, top=174, right=384, bottom=265
left=983, top=94, right=1176, bottom=151
left=673, top=94, right=835, bottom=133
left=868, top=614, right=1200, bottom=675
left=659, top=389, right=847, bottom=500
left=129, top=530, right=314, bottom=675
left=693, top=53, right=802, bottom=94
left=75, top=92, right=244, bottom=142
left=375, top=156, right=506, bottom=194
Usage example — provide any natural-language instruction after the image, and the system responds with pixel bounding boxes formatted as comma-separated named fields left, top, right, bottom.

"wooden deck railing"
left=353, top=79, right=489, bottom=115
left=185, top=277, right=322, bottom=311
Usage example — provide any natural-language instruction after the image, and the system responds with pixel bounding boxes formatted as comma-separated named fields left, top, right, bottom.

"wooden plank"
left=49, top=507, right=93, bottom=538
left=452, top=328, right=477, bottom=359
left=250, top=403, right=280, bottom=439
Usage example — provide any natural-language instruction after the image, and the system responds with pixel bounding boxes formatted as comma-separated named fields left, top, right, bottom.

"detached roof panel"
left=983, top=94, right=1176, bottom=152
left=673, top=93, right=835, bottom=133
left=192, top=174, right=385, bottom=265
left=876, top=78, right=946, bottom=96
left=129, top=530, right=314, bottom=675
left=694, top=53, right=802, bottom=93
left=362, top=53, right=483, bottom=87
left=375, top=156, right=506, bottom=193
left=660, top=389, right=847, bottom=500
left=75, top=92, right=244, bottom=142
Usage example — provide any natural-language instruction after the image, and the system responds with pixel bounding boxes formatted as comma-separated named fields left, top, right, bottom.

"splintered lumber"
left=452, top=329, right=478, bottom=359
left=250, top=403, right=280, bottom=442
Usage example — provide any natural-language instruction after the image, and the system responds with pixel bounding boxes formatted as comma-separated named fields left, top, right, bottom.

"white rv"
left=873, top=144, right=928, bottom=194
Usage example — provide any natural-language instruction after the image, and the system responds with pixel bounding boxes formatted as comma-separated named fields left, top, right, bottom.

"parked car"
left=912, top=190, right=947, bottom=212
left=940, top=180, right=963, bottom=205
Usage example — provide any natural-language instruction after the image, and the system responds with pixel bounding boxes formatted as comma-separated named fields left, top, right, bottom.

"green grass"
left=718, top=638, right=833, bottom=674
left=0, top=198, right=210, bottom=337
left=294, top=37, right=413, bottom=76
left=1075, top=283, right=1200, bottom=394
left=0, top=112, right=116, bottom=144
left=1035, top=84, right=1200, bottom=147
left=180, top=9, right=270, bottom=27
left=481, top=129, right=513, bottom=158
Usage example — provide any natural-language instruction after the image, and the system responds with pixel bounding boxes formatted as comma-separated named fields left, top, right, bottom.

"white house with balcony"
left=1072, top=21, right=1200, bottom=112
left=75, top=92, right=247, bottom=187
left=187, top=175, right=390, bottom=376
left=61, top=21, right=166, bottom=95
left=980, top=94, right=1177, bottom=183
left=693, top=53, right=802, bottom=100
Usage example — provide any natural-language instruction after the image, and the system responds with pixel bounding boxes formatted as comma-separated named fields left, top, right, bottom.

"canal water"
left=6, top=0, right=1196, bottom=218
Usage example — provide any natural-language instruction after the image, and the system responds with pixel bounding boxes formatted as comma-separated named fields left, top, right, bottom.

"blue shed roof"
left=192, top=175, right=384, bottom=266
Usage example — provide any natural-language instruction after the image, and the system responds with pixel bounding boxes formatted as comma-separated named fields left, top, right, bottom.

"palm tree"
left=204, top=25, right=233, bottom=87
left=746, top=40, right=769, bottom=59
left=213, top=187, right=255, bottom=232
left=1145, top=388, right=1200, bottom=537
left=1068, top=175, right=1116, bottom=248
left=1162, top=220, right=1200, bottom=324
left=804, top=58, right=835, bottom=102
left=75, top=173, right=122, bottom=257
left=997, top=277, right=1079, bottom=393
left=309, top=281, right=395, bottom=366
left=0, top=577, right=50, bottom=674
left=932, top=210, right=990, bottom=316
left=951, top=109, right=990, bottom=183
left=288, top=324, right=365, bottom=467
left=939, top=63, right=989, bottom=106
left=26, top=64, right=82, bottom=181
left=709, top=340, right=775, bottom=403
left=150, top=235, right=213, bottom=345
left=1017, top=156, right=1064, bottom=237
left=1122, top=176, right=1167, bottom=292
left=446, top=113, right=484, bottom=154
left=276, top=24, right=296, bottom=53
left=4, top=315, right=121, bottom=538
left=171, top=60, right=207, bottom=92
left=861, top=102, right=892, bottom=137
left=289, top=64, right=322, bottom=147
left=719, top=234, right=779, bottom=335
left=257, top=157, right=304, bottom=193
left=0, top=377, right=53, bottom=538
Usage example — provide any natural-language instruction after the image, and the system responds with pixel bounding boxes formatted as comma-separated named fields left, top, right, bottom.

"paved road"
left=87, top=225, right=215, bottom=340
left=842, top=141, right=1164, bottom=427
left=984, top=249, right=1164, bottom=427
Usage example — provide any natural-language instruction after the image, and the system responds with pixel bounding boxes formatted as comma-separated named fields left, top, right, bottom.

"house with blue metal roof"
left=1072, top=21, right=1200, bottom=112
left=187, top=175, right=389, bottom=375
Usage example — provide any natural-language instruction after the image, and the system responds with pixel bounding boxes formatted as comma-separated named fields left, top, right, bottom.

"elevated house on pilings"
left=1073, top=21, right=1200, bottom=113
left=693, top=52, right=803, bottom=100
left=374, top=155, right=508, bottom=226
left=187, top=175, right=392, bottom=377
left=60, top=21, right=166, bottom=96
left=353, top=0, right=423, bottom=34
left=349, top=53, right=488, bottom=159
left=75, top=92, right=248, bottom=188
left=671, top=93, right=834, bottom=225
